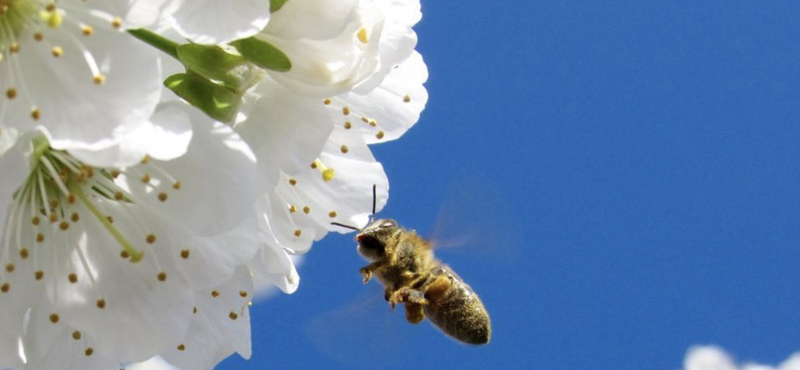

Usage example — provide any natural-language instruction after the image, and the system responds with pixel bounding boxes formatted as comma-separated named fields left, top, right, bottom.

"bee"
left=332, top=186, right=491, bottom=345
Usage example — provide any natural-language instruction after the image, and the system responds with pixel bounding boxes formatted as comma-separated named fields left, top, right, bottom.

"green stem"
left=69, top=180, right=144, bottom=263
left=128, top=28, right=180, bottom=60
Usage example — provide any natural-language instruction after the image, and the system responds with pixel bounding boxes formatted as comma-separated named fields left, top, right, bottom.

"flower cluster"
left=0, top=0, right=427, bottom=369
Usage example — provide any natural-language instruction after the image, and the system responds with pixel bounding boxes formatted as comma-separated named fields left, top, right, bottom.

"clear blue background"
left=221, top=1, right=800, bottom=369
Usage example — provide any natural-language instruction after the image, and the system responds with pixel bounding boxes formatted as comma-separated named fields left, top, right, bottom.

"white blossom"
left=0, top=103, right=260, bottom=368
left=685, top=346, right=800, bottom=370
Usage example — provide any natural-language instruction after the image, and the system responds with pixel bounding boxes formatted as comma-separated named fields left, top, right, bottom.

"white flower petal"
left=327, top=51, right=428, bottom=144
left=138, top=102, right=194, bottom=162
left=82, top=0, right=178, bottom=29
left=0, top=128, right=32, bottom=241
left=171, top=217, right=259, bottom=289
left=260, top=0, right=385, bottom=96
left=39, top=200, right=194, bottom=362
left=117, top=114, right=256, bottom=236
left=237, top=79, right=334, bottom=189
left=127, top=356, right=180, bottom=370
left=251, top=241, right=300, bottom=295
left=3, top=26, right=162, bottom=153
left=23, top=302, right=118, bottom=370
left=66, top=102, right=193, bottom=168
left=161, top=267, right=253, bottom=370
left=169, top=0, right=271, bottom=44
left=352, top=0, right=421, bottom=93
left=0, top=296, right=28, bottom=367
left=257, top=192, right=320, bottom=255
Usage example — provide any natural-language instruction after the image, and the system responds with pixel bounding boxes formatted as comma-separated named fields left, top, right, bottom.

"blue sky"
left=220, top=1, right=800, bottom=369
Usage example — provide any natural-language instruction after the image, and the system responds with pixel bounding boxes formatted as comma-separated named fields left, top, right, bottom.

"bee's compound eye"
left=379, top=220, right=396, bottom=228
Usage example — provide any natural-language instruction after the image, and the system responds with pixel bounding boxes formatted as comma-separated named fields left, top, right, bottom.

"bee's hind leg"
left=404, top=303, right=426, bottom=324
left=389, top=287, right=428, bottom=309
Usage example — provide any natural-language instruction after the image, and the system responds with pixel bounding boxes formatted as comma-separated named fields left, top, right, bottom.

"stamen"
left=312, top=159, right=335, bottom=182
left=69, top=180, right=144, bottom=263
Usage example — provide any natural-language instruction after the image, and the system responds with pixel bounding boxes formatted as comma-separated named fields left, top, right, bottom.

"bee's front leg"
left=359, top=261, right=383, bottom=284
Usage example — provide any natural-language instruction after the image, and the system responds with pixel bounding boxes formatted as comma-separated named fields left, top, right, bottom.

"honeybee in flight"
left=332, top=186, right=491, bottom=345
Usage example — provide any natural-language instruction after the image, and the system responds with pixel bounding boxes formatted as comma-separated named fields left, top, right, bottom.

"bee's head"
left=355, top=219, right=398, bottom=261
left=330, top=185, right=398, bottom=260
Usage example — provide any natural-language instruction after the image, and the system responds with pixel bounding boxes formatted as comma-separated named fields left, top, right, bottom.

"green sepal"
left=231, top=37, right=292, bottom=72
left=270, top=0, right=290, bottom=12
left=176, top=44, right=261, bottom=91
left=164, top=73, right=240, bottom=123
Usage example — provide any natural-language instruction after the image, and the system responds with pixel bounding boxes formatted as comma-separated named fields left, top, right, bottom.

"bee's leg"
left=404, top=303, right=426, bottom=324
left=358, top=261, right=383, bottom=284
left=389, top=287, right=428, bottom=309
left=420, top=275, right=452, bottom=303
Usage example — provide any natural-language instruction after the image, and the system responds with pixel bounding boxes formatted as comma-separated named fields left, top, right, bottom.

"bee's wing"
left=428, top=177, right=523, bottom=264
left=305, top=289, right=424, bottom=369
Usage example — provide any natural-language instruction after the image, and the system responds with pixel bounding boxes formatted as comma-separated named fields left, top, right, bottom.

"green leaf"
left=270, top=0, right=290, bottom=12
left=231, top=37, right=292, bottom=72
left=164, top=73, right=240, bottom=123
left=176, top=44, right=261, bottom=91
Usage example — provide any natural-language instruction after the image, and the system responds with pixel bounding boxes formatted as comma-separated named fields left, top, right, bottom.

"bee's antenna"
left=371, top=184, right=377, bottom=221
left=331, top=222, right=360, bottom=231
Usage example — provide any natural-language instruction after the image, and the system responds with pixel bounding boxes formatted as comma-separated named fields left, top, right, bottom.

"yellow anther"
left=41, top=8, right=63, bottom=28
left=313, top=159, right=335, bottom=182
left=357, top=27, right=369, bottom=44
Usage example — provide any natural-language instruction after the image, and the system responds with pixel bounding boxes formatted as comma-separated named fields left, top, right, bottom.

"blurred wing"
left=428, top=177, right=523, bottom=265
left=305, top=290, right=406, bottom=369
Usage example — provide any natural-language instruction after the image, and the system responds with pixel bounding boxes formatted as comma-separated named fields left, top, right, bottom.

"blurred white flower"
left=0, top=0, right=166, bottom=157
left=685, top=346, right=800, bottom=370
left=257, top=0, right=421, bottom=96
left=0, top=104, right=259, bottom=367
